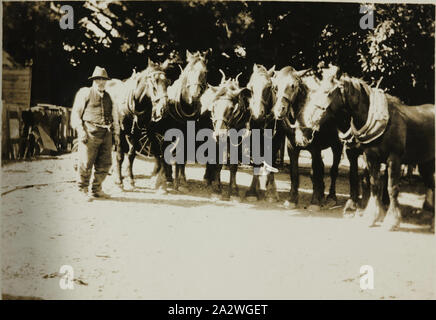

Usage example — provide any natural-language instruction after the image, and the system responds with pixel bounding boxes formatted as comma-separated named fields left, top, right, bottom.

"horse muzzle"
left=213, top=128, right=228, bottom=141
left=294, top=126, right=316, bottom=147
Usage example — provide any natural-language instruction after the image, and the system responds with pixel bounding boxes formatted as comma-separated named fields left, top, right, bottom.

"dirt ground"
left=1, top=151, right=435, bottom=300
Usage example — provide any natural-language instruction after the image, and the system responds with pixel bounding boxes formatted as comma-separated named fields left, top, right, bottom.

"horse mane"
left=250, top=65, right=270, bottom=80
left=293, top=79, right=309, bottom=115
left=168, top=55, right=206, bottom=103
left=340, top=75, right=405, bottom=106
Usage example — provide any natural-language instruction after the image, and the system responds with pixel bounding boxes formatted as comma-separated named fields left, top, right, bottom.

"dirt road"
left=1, top=153, right=435, bottom=299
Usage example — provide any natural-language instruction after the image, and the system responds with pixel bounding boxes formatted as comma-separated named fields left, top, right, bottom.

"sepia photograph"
left=1, top=0, right=435, bottom=303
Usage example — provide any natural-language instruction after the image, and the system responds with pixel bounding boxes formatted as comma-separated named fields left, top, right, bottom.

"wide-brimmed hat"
left=88, top=66, right=110, bottom=80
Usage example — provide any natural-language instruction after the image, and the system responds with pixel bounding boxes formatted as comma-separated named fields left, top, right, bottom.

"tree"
left=3, top=1, right=434, bottom=106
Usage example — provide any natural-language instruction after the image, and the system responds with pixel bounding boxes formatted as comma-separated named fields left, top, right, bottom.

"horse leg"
left=326, top=141, right=343, bottom=207
left=360, top=165, right=371, bottom=209
left=418, top=161, right=435, bottom=212
left=211, top=164, right=223, bottom=199
left=362, top=154, right=385, bottom=226
left=382, top=154, right=403, bottom=231
left=381, top=166, right=390, bottom=206
left=113, top=133, right=124, bottom=190
left=178, top=164, right=189, bottom=193
left=174, top=164, right=180, bottom=191
left=288, top=147, right=300, bottom=209
left=154, top=139, right=171, bottom=194
left=344, top=147, right=360, bottom=215
left=151, top=155, right=161, bottom=176
left=204, top=163, right=214, bottom=186
left=174, top=163, right=188, bottom=193
left=245, top=172, right=261, bottom=201
left=265, top=133, right=283, bottom=203
left=223, top=163, right=239, bottom=201
left=124, top=135, right=136, bottom=190
left=308, top=148, right=325, bottom=211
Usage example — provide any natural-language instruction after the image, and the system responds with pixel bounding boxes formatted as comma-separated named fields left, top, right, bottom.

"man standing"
left=71, top=66, right=120, bottom=201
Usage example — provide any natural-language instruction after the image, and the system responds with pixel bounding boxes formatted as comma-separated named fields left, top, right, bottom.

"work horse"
left=295, top=64, right=435, bottom=230
left=199, top=72, right=251, bottom=200
left=272, top=66, right=344, bottom=210
left=106, top=59, right=170, bottom=190
left=244, top=64, right=284, bottom=202
left=153, top=50, right=209, bottom=193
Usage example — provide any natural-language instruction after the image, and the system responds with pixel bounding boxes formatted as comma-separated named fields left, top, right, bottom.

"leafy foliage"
left=3, top=1, right=434, bottom=106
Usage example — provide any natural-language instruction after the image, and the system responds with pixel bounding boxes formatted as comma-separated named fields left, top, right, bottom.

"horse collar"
left=350, top=88, right=389, bottom=144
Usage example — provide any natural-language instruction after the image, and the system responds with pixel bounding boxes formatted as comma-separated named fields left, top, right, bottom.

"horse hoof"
left=149, top=176, right=158, bottom=187
left=246, top=196, right=258, bottom=202
left=343, top=213, right=356, bottom=219
left=284, top=201, right=297, bottom=209
left=221, top=193, right=230, bottom=201
left=230, top=196, right=240, bottom=203
left=344, top=199, right=358, bottom=213
left=382, top=222, right=400, bottom=231
left=366, top=215, right=379, bottom=227
left=211, top=193, right=220, bottom=201
left=325, top=197, right=337, bottom=208
left=382, top=215, right=400, bottom=231
left=266, top=196, right=277, bottom=203
left=178, top=186, right=189, bottom=193
left=307, top=204, right=321, bottom=212
left=125, top=183, right=135, bottom=191
left=155, top=187, right=167, bottom=195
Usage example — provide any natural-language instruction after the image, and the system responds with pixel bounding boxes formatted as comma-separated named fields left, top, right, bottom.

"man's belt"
left=84, top=120, right=113, bottom=130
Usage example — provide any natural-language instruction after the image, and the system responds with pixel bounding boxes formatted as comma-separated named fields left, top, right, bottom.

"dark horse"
left=107, top=59, right=170, bottom=190
left=295, top=65, right=435, bottom=230
left=154, top=50, right=208, bottom=193
left=272, top=66, right=344, bottom=210
left=199, top=73, right=251, bottom=200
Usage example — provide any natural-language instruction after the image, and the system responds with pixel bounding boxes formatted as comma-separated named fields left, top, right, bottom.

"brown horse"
left=244, top=63, right=283, bottom=202
left=199, top=72, right=251, bottom=199
left=296, top=65, right=435, bottom=230
left=153, top=50, right=209, bottom=193
left=107, top=59, right=170, bottom=190
left=272, top=66, right=344, bottom=210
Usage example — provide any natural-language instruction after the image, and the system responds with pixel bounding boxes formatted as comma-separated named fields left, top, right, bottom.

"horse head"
left=246, top=64, right=275, bottom=124
left=272, top=66, right=323, bottom=146
left=134, top=58, right=170, bottom=122
left=201, top=74, right=250, bottom=140
left=181, top=49, right=209, bottom=105
left=291, top=64, right=352, bottom=146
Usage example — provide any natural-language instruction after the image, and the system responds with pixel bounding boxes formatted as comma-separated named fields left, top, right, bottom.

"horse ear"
left=161, top=59, right=171, bottom=71
left=235, top=72, right=242, bottom=86
left=186, top=50, right=192, bottom=60
left=219, top=69, right=226, bottom=84
left=253, top=63, right=258, bottom=72
left=296, top=68, right=310, bottom=78
left=268, top=65, right=275, bottom=76
left=148, top=58, right=154, bottom=67
left=202, top=48, right=212, bottom=57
